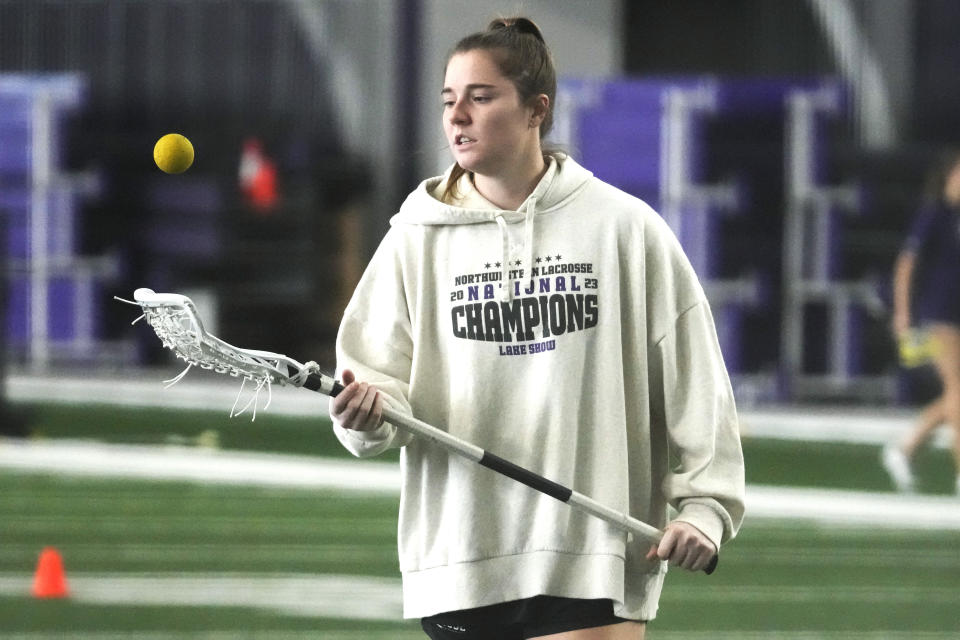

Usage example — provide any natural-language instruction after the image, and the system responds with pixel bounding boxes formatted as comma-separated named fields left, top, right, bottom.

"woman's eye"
left=473, top=95, right=490, bottom=103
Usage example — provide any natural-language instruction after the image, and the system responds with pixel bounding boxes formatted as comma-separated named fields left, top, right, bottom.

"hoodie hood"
left=392, top=154, right=593, bottom=225
left=390, top=155, right=594, bottom=301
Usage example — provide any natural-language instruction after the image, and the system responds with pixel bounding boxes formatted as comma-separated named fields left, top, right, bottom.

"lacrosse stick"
left=119, top=288, right=718, bottom=574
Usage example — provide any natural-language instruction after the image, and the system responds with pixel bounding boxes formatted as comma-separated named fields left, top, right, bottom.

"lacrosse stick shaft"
left=303, top=371, right=718, bottom=575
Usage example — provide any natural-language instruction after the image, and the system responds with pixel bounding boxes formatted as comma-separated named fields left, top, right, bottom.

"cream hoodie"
left=331, top=155, right=745, bottom=621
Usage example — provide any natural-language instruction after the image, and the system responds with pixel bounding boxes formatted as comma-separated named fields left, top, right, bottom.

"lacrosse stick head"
left=129, top=288, right=307, bottom=386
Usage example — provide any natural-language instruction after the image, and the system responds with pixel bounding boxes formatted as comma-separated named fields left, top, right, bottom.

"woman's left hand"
left=645, top=521, right=717, bottom=572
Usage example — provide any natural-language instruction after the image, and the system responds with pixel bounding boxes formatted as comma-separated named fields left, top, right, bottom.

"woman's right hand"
left=330, top=369, right=384, bottom=431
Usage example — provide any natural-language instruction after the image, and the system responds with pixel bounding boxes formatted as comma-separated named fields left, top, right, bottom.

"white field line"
left=0, top=573, right=956, bottom=623
left=1, top=438, right=959, bottom=531
left=6, top=372, right=954, bottom=447
left=738, top=406, right=953, bottom=448
left=0, top=573, right=401, bottom=620
left=6, top=372, right=328, bottom=416
left=746, top=484, right=960, bottom=530
left=0, top=437, right=400, bottom=494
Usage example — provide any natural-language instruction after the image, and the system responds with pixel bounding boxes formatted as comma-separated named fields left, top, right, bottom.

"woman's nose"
left=449, top=101, right=469, bottom=124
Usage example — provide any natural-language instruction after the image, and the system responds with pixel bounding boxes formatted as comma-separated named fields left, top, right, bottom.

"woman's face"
left=442, top=49, right=540, bottom=178
left=945, top=159, right=960, bottom=205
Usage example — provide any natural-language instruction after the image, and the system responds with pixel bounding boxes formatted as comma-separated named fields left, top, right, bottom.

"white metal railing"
left=782, top=85, right=893, bottom=400
left=807, top=0, right=897, bottom=149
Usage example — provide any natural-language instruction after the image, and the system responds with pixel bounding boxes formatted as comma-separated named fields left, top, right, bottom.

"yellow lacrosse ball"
left=153, top=133, right=194, bottom=174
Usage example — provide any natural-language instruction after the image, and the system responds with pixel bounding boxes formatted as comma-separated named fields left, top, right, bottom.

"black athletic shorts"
left=420, top=595, right=637, bottom=639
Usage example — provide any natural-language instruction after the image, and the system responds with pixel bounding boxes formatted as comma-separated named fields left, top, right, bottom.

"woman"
left=331, top=17, right=745, bottom=639
left=885, top=151, right=960, bottom=495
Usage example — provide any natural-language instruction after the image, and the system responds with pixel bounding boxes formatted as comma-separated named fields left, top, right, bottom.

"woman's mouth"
left=455, top=134, right=476, bottom=146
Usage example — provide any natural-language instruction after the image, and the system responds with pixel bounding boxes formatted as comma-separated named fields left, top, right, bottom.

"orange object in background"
left=239, top=137, right=279, bottom=214
left=31, top=547, right=69, bottom=598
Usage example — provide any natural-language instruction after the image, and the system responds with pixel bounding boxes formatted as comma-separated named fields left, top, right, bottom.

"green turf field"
left=17, top=402, right=388, bottom=461
left=2, top=402, right=959, bottom=637
left=1, top=471, right=958, bottom=637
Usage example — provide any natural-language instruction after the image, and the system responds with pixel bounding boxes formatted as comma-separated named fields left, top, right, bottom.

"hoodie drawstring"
left=523, top=196, right=537, bottom=296
left=494, top=213, right=512, bottom=302
left=494, top=196, right=538, bottom=303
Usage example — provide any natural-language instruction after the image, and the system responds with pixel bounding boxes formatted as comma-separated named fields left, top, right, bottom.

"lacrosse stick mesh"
left=137, top=299, right=285, bottom=379
left=120, top=292, right=322, bottom=419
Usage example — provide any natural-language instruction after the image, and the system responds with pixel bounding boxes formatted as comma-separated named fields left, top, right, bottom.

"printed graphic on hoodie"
left=449, top=253, right=599, bottom=356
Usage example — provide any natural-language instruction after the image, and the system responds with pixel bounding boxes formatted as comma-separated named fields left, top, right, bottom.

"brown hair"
left=442, top=16, right=557, bottom=201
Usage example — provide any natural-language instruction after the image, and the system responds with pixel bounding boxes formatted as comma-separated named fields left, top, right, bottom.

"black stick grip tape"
left=479, top=451, right=573, bottom=503
left=705, top=554, right=719, bottom=575
left=302, top=373, right=332, bottom=394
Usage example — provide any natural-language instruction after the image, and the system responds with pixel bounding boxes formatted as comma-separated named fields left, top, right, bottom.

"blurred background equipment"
left=2, top=0, right=956, bottom=405
left=0, top=0, right=388, bottom=370
left=238, top=137, right=279, bottom=213
left=0, top=174, right=27, bottom=436
left=0, top=74, right=115, bottom=370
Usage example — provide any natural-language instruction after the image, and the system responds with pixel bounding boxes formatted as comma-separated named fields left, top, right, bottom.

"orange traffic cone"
left=31, top=547, right=69, bottom=598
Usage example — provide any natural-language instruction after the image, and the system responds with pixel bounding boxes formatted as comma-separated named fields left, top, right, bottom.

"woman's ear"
left=529, top=94, right=550, bottom=128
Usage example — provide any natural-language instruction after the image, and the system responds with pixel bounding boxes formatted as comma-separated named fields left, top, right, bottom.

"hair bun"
left=488, top=16, right=545, bottom=43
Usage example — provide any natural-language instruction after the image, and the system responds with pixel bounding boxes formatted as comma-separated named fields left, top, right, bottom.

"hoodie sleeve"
left=641, top=212, right=745, bottom=548
left=332, top=228, right=416, bottom=458
left=651, top=300, right=745, bottom=547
